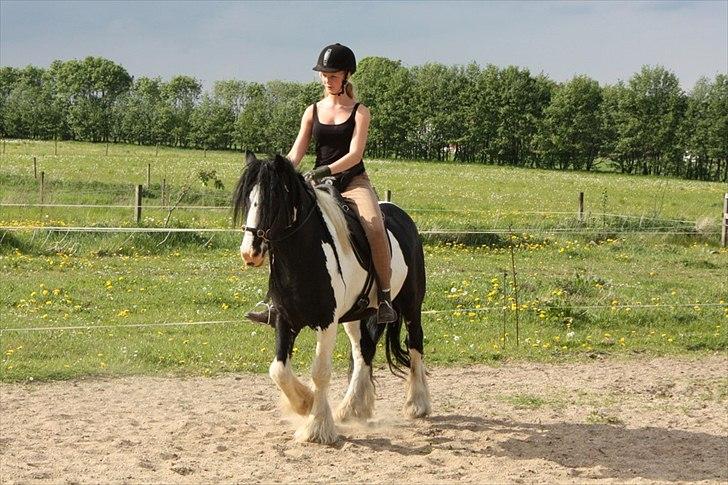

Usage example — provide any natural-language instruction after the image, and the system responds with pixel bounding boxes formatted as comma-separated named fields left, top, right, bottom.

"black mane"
left=232, top=152, right=309, bottom=231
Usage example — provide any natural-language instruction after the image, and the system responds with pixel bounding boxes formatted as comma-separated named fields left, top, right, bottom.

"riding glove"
left=304, top=166, right=331, bottom=184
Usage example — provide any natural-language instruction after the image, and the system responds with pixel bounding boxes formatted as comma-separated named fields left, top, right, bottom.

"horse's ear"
left=273, top=154, right=291, bottom=169
left=245, top=150, right=257, bottom=165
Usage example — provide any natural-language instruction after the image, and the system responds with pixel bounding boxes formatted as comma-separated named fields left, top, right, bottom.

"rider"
left=247, top=42, right=397, bottom=325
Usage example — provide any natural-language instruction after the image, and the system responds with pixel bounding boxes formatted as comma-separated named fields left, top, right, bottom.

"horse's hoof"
left=294, top=415, right=339, bottom=445
left=335, top=398, right=373, bottom=423
left=403, top=401, right=431, bottom=419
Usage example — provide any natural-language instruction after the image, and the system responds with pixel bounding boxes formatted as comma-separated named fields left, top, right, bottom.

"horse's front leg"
left=294, top=322, right=338, bottom=444
left=269, top=319, right=313, bottom=416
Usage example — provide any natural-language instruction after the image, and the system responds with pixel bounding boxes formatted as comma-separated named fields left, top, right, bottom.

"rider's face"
left=320, top=71, right=346, bottom=94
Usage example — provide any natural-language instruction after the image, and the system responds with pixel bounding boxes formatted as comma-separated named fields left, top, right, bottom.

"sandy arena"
left=1, top=355, right=727, bottom=483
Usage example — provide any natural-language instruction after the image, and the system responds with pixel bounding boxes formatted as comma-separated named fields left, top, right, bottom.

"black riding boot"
left=377, top=289, right=397, bottom=324
left=245, top=301, right=277, bottom=327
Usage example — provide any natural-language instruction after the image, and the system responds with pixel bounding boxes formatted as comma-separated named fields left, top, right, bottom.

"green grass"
left=0, top=140, right=726, bottom=382
left=1, top=139, right=724, bottom=232
left=1, top=233, right=725, bottom=382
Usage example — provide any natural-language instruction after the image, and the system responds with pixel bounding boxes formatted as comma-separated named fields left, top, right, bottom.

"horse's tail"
left=385, top=312, right=410, bottom=378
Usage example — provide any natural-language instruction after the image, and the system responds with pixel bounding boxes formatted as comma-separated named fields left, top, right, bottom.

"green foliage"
left=0, top=58, right=725, bottom=181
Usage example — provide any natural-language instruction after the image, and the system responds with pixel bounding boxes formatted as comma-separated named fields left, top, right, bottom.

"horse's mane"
left=232, top=153, right=352, bottom=255
left=314, top=187, right=353, bottom=256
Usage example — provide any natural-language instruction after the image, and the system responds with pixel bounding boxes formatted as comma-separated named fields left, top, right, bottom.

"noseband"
left=243, top=188, right=316, bottom=244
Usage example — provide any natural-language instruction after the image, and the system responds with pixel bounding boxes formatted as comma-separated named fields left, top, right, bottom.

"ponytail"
left=344, top=79, right=356, bottom=100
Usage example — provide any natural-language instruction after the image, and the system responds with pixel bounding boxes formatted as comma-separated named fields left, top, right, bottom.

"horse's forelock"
left=232, top=156, right=263, bottom=227
left=233, top=154, right=307, bottom=230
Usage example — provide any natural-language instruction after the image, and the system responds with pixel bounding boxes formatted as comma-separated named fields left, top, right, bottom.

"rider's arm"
left=286, top=105, right=314, bottom=168
left=327, top=105, right=371, bottom=175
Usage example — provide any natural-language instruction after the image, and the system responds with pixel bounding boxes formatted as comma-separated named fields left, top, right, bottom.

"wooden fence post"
left=134, top=185, right=143, bottom=224
left=578, top=191, right=584, bottom=223
left=722, top=192, right=727, bottom=248
left=33, top=157, right=37, bottom=179
left=147, top=163, right=151, bottom=188
left=39, top=171, right=45, bottom=205
left=161, top=178, right=166, bottom=208
left=385, top=190, right=392, bottom=202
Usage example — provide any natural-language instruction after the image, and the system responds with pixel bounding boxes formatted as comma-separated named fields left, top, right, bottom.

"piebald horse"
left=233, top=153, right=430, bottom=444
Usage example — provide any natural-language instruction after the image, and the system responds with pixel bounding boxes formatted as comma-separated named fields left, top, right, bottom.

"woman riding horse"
left=247, top=43, right=396, bottom=325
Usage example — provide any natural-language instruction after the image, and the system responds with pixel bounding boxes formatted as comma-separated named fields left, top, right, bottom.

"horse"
left=232, top=152, right=430, bottom=444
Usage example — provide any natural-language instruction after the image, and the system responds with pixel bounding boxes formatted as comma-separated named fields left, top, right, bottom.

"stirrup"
left=377, top=300, right=397, bottom=324
left=247, top=300, right=273, bottom=326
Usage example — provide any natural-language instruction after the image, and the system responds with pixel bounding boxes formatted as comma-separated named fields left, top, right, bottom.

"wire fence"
left=0, top=202, right=706, bottom=225
left=0, top=225, right=714, bottom=237
left=2, top=303, right=725, bottom=333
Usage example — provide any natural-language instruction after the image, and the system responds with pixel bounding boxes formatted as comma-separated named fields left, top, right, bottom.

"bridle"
left=243, top=186, right=317, bottom=245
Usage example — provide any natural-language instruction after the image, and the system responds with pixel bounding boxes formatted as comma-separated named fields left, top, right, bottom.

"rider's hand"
left=303, top=166, right=331, bottom=185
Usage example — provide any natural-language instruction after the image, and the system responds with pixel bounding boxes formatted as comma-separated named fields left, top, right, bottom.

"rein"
left=243, top=187, right=317, bottom=244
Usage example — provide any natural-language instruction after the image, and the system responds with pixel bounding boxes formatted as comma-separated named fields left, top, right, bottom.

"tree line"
left=1, top=56, right=725, bottom=181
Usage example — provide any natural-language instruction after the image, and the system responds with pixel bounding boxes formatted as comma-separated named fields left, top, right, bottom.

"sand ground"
left=1, top=355, right=727, bottom=484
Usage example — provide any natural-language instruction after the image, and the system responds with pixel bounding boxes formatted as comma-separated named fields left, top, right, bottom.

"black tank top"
left=312, top=102, right=366, bottom=188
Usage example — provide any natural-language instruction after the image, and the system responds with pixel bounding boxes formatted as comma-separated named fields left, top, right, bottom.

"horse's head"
left=232, top=152, right=308, bottom=267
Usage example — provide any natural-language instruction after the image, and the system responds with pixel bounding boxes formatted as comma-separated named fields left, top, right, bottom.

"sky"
left=1, top=0, right=726, bottom=91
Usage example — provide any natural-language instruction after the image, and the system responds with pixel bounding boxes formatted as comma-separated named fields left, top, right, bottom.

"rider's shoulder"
left=355, top=103, right=370, bottom=117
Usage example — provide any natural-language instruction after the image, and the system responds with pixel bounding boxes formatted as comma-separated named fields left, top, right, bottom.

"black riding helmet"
left=312, top=43, right=357, bottom=74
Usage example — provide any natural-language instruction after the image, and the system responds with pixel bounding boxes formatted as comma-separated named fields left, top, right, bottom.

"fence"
left=2, top=167, right=726, bottom=244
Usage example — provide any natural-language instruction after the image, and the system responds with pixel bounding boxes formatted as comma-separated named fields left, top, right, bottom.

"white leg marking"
left=295, top=323, right=339, bottom=444
left=335, top=321, right=375, bottom=422
left=269, top=359, right=313, bottom=416
left=404, top=349, right=431, bottom=418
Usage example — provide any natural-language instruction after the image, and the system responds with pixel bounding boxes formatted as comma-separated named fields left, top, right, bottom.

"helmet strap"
left=338, top=74, right=349, bottom=96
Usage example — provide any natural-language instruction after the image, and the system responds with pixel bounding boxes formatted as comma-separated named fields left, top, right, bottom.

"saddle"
left=315, top=181, right=380, bottom=322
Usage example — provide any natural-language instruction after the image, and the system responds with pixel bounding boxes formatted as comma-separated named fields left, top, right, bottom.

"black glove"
left=304, top=165, right=331, bottom=185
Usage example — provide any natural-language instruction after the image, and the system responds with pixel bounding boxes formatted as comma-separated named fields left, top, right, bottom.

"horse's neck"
left=268, top=196, right=343, bottom=299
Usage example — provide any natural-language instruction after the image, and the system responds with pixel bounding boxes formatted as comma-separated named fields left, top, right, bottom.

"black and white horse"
left=232, top=153, right=430, bottom=444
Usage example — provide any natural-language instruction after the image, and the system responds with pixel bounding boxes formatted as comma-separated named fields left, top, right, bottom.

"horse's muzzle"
left=241, top=248, right=265, bottom=267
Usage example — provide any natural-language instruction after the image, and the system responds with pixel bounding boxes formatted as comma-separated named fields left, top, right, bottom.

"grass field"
left=1, top=140, right=726, bottom=382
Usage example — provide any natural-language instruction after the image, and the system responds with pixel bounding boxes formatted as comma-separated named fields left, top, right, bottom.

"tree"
left=234, top=82, right=272, bottom=153
left=613, top=65, right=686, bottom=176
left=409, top=63, right=468, bottom=161
left=492, top=66, right=553, bottom=166
left=354, top=56, right=413, bottom=158
left=190, top=94, right=235, bottom=150
left=536, top=75, right=603, bottom=171
left=162, top=75, right=202, bottom=147
left=46, top=57, right=131, bottom=142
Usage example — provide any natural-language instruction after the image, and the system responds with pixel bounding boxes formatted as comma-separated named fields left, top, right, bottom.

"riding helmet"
left=312, top=43, right=356, bottom=74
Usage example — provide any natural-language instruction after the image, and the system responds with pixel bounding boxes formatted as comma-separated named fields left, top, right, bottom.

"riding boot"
left=377, top=289, right=397, bottom=324
left=245, top=301, right=277, bottom=327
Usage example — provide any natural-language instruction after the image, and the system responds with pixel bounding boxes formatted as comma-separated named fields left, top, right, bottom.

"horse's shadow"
left=344, top=413, right=727, bottom=482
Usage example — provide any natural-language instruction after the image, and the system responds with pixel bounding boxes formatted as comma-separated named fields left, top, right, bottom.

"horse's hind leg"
left=294, top=322, right=338, bottom=444
left=403, top=311, right=431, bottom=418
left=335, top=319, right=380, bottom=422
